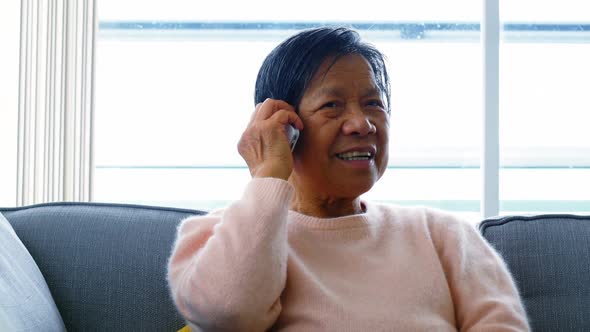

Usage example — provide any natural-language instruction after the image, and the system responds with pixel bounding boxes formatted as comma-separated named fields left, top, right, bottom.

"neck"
left=290, top=191, right=364, bottom=218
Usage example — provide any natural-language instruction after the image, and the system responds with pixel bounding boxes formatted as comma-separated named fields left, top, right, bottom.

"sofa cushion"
left=479, top=214, right=590, bottom=332
left=0, top=212, right=66, bottom=331
left=1, top=202, right=206, bottom=331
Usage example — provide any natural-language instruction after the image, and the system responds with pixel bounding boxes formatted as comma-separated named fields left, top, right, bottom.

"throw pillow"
left=0, top=212, right=66, bottom=331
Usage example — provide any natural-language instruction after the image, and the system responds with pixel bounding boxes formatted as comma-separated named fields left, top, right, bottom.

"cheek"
left=378, top=122, right=390, bottom=168
left=380, top=151, right=389, bottom=170
left=304, top=121, right=340, bottom=148
left=379, top=118, right=390, bottom=142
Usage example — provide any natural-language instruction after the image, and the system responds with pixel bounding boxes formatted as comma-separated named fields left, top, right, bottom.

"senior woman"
left=167, top=27, right=530, bottom=331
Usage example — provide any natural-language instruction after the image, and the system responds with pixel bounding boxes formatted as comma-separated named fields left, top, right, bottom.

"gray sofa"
left=479, top=214, right=590, bottom=331
left=1, top=202, right=589, bottom=331
left=1, top=202, right=205, bottom=331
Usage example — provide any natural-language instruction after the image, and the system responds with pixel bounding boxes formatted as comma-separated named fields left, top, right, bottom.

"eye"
left=321, top=101, right=338, bottom=109
left=366, top=99, right=385, bottom=110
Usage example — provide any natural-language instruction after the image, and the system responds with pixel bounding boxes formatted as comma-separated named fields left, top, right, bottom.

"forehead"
left=307, top=54, right=379, bottom=95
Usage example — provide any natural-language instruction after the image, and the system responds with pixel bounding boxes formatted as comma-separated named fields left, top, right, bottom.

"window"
left=94, top=0, right=590, bottom=221
left=499, top=0, right=590, bottom=214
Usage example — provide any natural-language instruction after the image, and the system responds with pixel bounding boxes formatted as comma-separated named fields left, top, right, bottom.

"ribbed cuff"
left=241, top=177, right=294, bottom=213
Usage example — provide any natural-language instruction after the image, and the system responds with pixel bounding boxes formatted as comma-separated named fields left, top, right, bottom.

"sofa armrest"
left=479, top=214, right=590, bottom=332
left=0, top=202, right=206, bottom=331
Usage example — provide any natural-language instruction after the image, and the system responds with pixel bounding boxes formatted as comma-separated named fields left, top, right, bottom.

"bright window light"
left=93, top=0, right=590, bottom=221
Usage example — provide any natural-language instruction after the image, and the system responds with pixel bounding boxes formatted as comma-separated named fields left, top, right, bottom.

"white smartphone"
left=285, top=125, right=300, bottom=151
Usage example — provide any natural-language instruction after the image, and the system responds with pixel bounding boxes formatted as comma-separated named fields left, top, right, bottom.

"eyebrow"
left=313, top=86, right=382, bottom=99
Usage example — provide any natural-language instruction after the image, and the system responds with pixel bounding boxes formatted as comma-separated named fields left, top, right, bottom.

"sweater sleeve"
left=429, top=209, right=531, bottom=331
left=167, top=178, right=293, bottom=331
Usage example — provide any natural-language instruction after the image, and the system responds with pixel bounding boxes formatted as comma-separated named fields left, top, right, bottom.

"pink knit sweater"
left=167, top=178, right=530, bottom=331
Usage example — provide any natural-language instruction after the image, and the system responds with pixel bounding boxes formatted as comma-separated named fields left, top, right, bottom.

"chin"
left=335, top=179, right=377, bottom=198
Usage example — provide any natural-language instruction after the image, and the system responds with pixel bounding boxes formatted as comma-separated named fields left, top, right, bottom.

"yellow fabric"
left=178, top=325, right=191, bottom=332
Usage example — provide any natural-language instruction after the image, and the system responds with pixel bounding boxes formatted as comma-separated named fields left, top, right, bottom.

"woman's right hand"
left=238, top=98, right=304, bottom=180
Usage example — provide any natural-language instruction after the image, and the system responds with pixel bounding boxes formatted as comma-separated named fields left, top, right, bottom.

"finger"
left=269, top=108, right=304, bottom=131
left=255, top=98, right=296, bottom=121
left=249, top=103, right=263, bottom=123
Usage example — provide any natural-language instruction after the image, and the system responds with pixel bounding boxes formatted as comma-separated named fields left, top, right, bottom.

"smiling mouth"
left=336, top=151, right=373, bottom=161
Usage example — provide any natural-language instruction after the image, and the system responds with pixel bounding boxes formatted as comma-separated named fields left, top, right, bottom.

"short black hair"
left=254, top=26, right=391, bottom=112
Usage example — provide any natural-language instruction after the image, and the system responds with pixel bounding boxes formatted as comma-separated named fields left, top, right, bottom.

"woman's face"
left=291, top=54, right=390, bottom=199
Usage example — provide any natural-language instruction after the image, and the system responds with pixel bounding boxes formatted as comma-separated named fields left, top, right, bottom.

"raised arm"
left=168, top=178, right=293, bottom=331
left=431, top=210, right=530, bottom=331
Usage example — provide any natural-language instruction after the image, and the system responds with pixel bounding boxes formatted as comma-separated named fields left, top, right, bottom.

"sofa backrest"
left=479, top=214, right=590, bottom=332
left=1, top=202, right=206, bottom=331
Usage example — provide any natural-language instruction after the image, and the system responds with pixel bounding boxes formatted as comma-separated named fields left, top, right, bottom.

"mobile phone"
left=285, top=125, right=300, bottom=151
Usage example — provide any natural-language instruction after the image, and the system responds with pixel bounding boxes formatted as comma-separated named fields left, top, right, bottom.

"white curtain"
left=17, top=0, right=96, bottom=206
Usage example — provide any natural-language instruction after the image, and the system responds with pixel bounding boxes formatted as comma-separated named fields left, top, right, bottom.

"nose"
left=341, top=107, right=376, bottom=136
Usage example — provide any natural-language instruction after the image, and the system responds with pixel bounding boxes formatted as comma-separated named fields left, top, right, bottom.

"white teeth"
left=337, top=151, right=372, bottom=160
